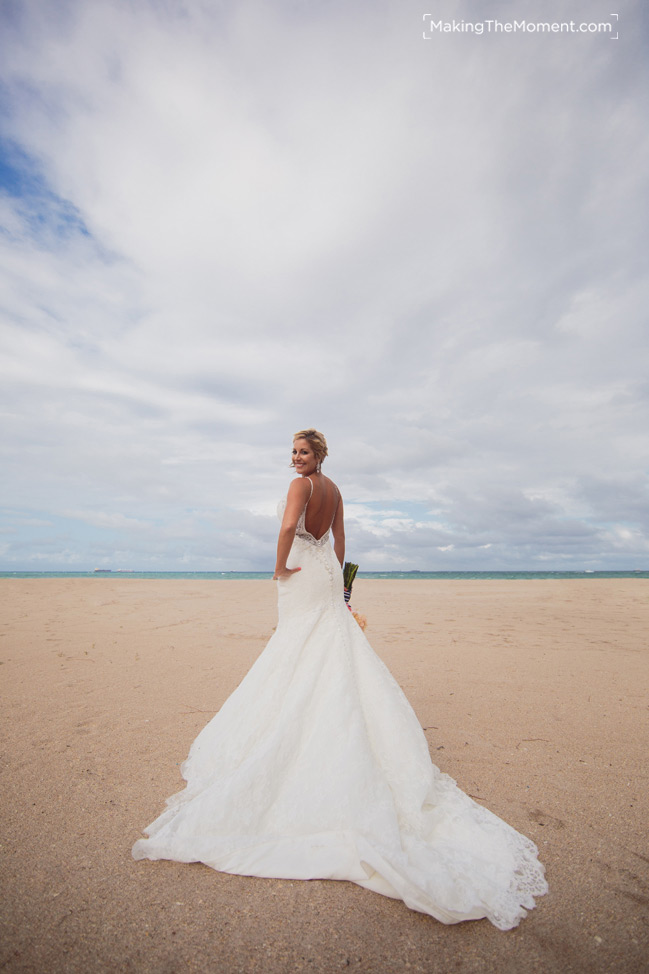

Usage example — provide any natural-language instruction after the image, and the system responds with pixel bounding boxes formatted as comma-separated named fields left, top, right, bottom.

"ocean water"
left=0, top=570, right=647, bottom=580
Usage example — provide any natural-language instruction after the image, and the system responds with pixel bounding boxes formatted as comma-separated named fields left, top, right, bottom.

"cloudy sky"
left=1, top=0, right=647, bottom=571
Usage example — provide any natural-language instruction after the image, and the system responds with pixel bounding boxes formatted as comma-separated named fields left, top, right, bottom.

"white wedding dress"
left=132, top=491, right=548, bottom=929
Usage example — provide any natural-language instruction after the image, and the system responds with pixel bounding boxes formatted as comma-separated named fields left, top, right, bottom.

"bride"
left=132, top=428, right=548, bottom=929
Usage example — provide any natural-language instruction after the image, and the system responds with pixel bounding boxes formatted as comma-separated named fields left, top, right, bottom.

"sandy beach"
left=1, top=578, right=647, bottom=974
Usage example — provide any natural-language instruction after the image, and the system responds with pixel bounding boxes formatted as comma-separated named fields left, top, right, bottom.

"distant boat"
left=94, top=568, right=112, bottom=573
left=116, top=569, right=135, bottom=573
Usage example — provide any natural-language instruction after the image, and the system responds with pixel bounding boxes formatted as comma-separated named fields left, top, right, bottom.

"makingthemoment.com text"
left=423, top=18, right=617, bottom=37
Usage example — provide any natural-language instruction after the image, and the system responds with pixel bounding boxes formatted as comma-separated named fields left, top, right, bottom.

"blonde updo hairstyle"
left=291, top=428, right=328, bottom=468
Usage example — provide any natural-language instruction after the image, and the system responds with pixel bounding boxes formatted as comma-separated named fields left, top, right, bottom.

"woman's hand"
left=273, top=567, right=302, bottom=580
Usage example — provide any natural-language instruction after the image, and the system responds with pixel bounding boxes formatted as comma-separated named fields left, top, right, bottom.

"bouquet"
left=343, top=561, right=367, bottom=631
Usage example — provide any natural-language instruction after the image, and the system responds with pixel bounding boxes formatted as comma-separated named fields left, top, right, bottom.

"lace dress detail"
left=133, top=487, right=548, bottom=929
left=296, top=506, right=332, bottom=546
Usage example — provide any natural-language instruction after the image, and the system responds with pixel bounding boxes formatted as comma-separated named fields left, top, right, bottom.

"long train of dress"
left=132, top=504, right=548, bottom=929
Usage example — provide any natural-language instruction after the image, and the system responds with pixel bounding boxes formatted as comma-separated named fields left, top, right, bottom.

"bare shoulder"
left=287, top=477, right=312, bottom=497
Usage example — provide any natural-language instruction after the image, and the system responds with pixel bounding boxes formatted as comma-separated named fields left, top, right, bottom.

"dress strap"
left=305, top=476, right=315, bottom=501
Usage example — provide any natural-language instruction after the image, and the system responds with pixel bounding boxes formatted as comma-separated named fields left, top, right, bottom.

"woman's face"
left=292, top=438, right=318, bottom=475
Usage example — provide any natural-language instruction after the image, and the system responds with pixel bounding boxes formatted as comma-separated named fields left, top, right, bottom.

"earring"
left=316, top=460, right=321, bottom=473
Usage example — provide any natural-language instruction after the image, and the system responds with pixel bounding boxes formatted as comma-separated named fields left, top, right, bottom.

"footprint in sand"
left=529, top=808, right=566, bottom=830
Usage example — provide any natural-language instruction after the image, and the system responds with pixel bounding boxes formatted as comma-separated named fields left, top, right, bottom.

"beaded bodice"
left=296, top=507, right=331, bottom=546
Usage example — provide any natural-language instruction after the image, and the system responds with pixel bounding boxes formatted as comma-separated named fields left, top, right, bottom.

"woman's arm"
left=331, top=494, right=345, bottom=568
left=273, top=478, right=310, bottom=579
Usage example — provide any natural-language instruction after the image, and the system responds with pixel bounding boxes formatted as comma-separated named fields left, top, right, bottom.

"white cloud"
left=63, top=510, right=152, bottom=530
left=0, top=0, right=647, bottom=570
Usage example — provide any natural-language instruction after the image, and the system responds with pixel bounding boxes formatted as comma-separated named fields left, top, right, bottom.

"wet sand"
left=1, top=578, right=647, bottom=973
